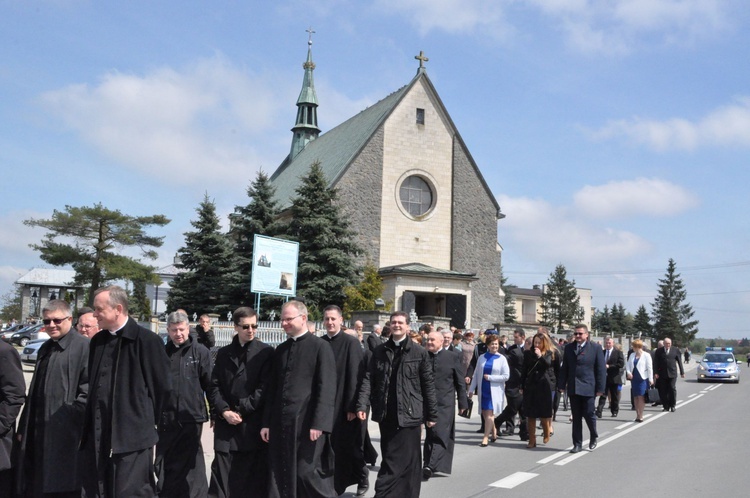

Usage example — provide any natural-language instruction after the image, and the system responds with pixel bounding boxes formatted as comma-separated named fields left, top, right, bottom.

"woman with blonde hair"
left=626, top=339, right=653, bottom=422
left=468, top=334, right=510, bottom=447
left=520, top=333, right=557, bottom=448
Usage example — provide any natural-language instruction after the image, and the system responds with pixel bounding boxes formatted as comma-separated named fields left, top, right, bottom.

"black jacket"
left=195, top=325, right=216, bottom=349
left=160, top=336, right=213, bottom=428
left=0, top=340, right=25, bottom=472
left=82, top=318, right=171, bottom=454
left=504, top=343, right=525, bottom=391
left=357, top=336, right=438, bottom=428
left=211, top=335, right=273, bottom=452
left=15, top=331, right=89, bottom=494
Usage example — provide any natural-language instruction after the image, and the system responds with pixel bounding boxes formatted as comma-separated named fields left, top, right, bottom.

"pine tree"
left=167, top=194, right=238, bottom=317
left=286, top=162, right=361, bottom=310
left=651, top=258, right=699, bottom=346
left=128, top=278, right=152, bottom=320
left=501, top=268, right=517, bottom=324
left=593, top=305, right=612, bottom=334
left=228, top=170, right=282, bottom=307
left=633, top=305, right=653, bottom=337
left=539, top=264, right=584, bottom=331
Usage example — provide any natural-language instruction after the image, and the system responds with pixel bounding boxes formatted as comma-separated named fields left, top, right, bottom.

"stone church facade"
left=269, top=44, right=504, bottom=328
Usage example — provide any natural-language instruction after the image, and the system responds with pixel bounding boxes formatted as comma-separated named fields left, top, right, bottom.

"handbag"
left=647, top=386, right=660, bottom=403
left=459, top=398, right=473, bottom=419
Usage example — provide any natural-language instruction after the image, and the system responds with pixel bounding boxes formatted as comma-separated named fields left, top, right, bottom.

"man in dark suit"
left=596, top=336, right=625, bottom=418
left=558, top=324, right=606, bottom=454
left=653, top=337, right=684, bottom=412
left=494, top=329, right=527, bottom=439
left=366, top=324, right=385, bottom=352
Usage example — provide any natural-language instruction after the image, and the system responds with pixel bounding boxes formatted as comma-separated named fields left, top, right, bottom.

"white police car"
left=696, top=347, right=740, bottom=383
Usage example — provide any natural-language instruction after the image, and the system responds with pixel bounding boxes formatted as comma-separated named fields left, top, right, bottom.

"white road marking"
left=489, top=472, right=538, bottom=488
left=537, top=450, right=574, bottom=464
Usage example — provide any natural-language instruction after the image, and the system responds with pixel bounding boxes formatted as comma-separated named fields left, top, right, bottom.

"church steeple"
left=290, top=28, right=320, bottom=158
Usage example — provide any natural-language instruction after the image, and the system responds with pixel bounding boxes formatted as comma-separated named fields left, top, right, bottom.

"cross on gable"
left=415, top=50, right=429, bottom=68
left=306, top=26, right=316, bottom=44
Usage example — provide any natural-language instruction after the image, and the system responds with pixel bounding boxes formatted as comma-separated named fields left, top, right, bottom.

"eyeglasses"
left=281, top=314, right=303, bottom=323
left=573, top=332, right=586, bottom=336
left=77, top=324, right=96, bottom=329
left=240, top=324, right=259, bottom=330
left=43, top=317, right=70, bottom=325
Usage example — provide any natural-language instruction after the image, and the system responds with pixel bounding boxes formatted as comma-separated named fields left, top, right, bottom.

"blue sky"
left=2, top=1, right=749, bottom=339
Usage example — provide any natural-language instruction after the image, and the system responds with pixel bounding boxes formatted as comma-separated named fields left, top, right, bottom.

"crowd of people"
left=0, top=288, right=689, bottom=498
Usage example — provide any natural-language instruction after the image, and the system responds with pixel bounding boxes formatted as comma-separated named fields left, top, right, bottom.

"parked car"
left=20, top=338, right=47, bottom=363
left=10, top=323, right=48, bottom=347
left=1, top=323, right=28, bottom=342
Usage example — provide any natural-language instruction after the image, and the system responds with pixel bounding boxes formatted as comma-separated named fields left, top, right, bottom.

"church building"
left=269, top=40, right=505, bottom=329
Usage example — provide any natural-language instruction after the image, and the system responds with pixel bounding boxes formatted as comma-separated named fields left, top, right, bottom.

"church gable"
left=379, top=77, right=454, bottom=270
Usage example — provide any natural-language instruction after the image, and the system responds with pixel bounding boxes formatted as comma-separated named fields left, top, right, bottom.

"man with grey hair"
left=15, top=299, right=89, bottom=497
left=82, top=285, right=170, bottom=497
left=155, top=311, right=213, bottom=497
left=366, top=323, right=385, bottom=352
left=76, top=306, right=100, bottom=339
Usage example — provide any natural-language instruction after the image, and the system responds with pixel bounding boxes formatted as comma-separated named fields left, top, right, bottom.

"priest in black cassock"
left=321, top=306, right=369, bottom=496
left=261, top=301, right=337, bottom=498
left=422, top=330, right=469, bottom=480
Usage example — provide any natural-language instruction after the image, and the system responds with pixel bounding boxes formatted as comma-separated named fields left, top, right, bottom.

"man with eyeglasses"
left=155, top=311, right=214, bottom=497
left=557, top=324, right=605, bottom=454
left=262, top=300, right=337, bottom=498
left=76, top=306, right=100, bottom=339
left=15, top=299, right=89, bottom=497
left=209, top=306, right=273, bottom=498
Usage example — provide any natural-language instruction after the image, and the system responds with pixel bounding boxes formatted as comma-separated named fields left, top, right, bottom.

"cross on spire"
left=414, top=50, right=429, bottom=69
left=306, top=26, right=315, bottom=46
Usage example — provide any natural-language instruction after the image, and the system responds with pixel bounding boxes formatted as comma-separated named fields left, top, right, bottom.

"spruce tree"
left=286, top=162, right=360, bottom=310
left=633, top=304, right=653, bottom=337
left=594, top=305, right=612, bottom=334
left=167, top=194, right=237, bottom=317
left=228, top=170, right=282, bottom=307
left=540, top=264, right=584, bottom=331
left=651, top=258, right=699, bottom=346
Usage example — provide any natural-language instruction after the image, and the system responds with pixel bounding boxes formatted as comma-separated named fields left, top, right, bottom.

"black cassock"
left=424, top=349, right=469, bottom=474
left=264, top=332, right=337, bottom=498
left=322, top=332, right=367, bottom=495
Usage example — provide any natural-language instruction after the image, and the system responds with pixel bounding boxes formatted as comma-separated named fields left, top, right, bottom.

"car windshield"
left=704, top=354, right=733, bottom=363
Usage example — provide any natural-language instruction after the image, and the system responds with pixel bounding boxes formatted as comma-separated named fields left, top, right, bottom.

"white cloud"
left=573, top=178, right=699, bottom=218
left=498, top=194, right=652, bottom=268
left=39, top=55, right=292, bottom=185
left=590, top=97, right=750, bottom=150
left=377, top=0, right=734, bottom=55
left=0, top=210, right=48, bottom=256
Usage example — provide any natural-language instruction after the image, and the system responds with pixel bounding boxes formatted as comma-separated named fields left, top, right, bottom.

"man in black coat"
left=82, top=285, right=170, bottom=497
left=422, top=331, right=468, bottom=480
left=261, top=301, right=337, bottom=498
left=0, top=327, right=25, bottom=496
left=366, top=324, right=385, bottom=352
left=156, top=311, right=214, bottom=498
left=321, top=306, right=369, bottom=496
left=653, top=337, right=685, bottom=412
left=208, top=306, right=273, bottom=498
left=557, top=324, right=606, bottom=454
left=15, top=299, right=89, bottom=498
left=494, top=329, right=527, bottom=439
left=596, top=336, right=626, bottom=418
left=196, top=314, right=216, bottom=349
left=356, top=311, right=438, bottom=498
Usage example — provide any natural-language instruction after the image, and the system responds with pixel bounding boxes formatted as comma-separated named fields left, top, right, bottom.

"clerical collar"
left=392, top=336, right=406, bottom=346
left=290, top=330, right=308, bottom=341
left=109, top=320, right=127, bottom=336
left=327, top=330, right=340, bottom=339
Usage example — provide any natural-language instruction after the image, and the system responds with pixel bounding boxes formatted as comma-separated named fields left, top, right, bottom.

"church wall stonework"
left=336, top=126, right=384, bottom=268
left=451, top=138, right=504, bottom=328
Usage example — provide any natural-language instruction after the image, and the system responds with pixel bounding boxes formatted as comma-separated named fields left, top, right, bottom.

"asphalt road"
left=19, top=355, right=746, bottom=497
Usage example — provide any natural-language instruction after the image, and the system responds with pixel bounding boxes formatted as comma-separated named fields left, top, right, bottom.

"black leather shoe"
left=662, top=408, right=669, bottom=412
left=670, top=406, right=676, bottom=412
left=589, top=438, right=598, bottom=450
left=595, top=411, right=602, bottom=419
left=422, top=467, right=432, bottom=481
left=500, top=429, right=514, bottom=436
left=570, top=445, right=582, bottom=454
left=611, top=412, right=618, bottom=417
left=475, top=428, right=484, bottom=433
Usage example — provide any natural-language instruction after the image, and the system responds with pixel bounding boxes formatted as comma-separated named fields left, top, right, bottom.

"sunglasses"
left=240, top=324, right=259, bottom=330
left=43, top=317, right=70, bottom=325
left=573, top=332, right=586, bottom=336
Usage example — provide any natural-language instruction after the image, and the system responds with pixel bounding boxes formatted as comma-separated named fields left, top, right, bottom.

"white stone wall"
left=380, top=79, right=453, bottom=270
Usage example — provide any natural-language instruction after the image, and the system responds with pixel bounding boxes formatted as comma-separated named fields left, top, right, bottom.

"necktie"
left=605, top=350, right=610, bottom=363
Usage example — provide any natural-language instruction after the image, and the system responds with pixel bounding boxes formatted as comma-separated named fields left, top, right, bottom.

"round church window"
left=399, top=175, right=434, bottom=217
